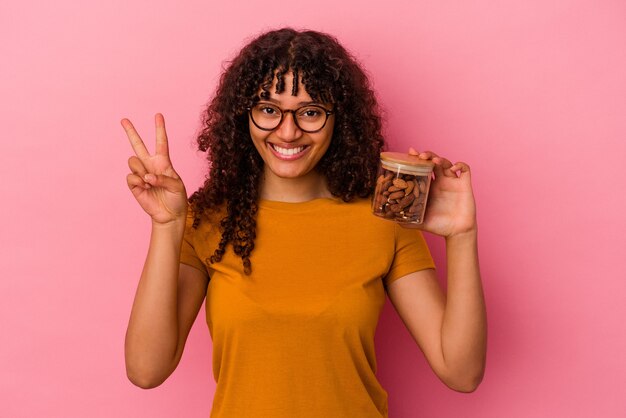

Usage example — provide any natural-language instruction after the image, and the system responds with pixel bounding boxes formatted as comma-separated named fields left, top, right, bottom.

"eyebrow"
left=264, top=97, right=320, bottom=106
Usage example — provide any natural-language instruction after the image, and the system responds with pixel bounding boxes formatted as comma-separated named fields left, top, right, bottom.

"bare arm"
left=387, top=230, right=486, bottom=392
left=124, top=220, right=209, bottom=389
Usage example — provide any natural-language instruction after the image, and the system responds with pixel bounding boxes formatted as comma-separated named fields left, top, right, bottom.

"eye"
left=259, top=105, right=279, bottom=115
left=298, top=106, right=323, bottom=119
left=255, top=103, right=280, bottom=117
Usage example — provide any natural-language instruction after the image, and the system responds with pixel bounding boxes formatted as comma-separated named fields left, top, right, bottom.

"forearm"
left=124, top=218, right=186, bottom=387
left=440, top=228, right=487, bottom=391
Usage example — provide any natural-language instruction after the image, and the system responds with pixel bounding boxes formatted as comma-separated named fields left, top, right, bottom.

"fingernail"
left=144, top=174, right=155, bottom=182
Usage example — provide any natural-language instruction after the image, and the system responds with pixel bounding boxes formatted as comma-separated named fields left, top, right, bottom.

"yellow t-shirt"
left=180, top=197, right=435, bottom=418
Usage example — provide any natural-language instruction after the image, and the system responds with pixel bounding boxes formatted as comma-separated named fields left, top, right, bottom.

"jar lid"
left=380, top=152, right=435, bottom=168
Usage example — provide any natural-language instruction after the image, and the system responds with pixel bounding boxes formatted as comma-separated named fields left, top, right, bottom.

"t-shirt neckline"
left=258, top=197, right=342, bottom=211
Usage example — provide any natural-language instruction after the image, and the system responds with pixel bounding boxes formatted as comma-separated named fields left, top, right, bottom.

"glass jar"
left=372, top=152, right=435, bottom=224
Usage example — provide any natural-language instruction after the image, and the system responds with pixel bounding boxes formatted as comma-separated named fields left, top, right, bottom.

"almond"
left=392, top=178, right=408, bottom=189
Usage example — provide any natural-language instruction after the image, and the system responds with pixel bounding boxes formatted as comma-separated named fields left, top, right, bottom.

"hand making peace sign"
left=122, top=113, right=188, bottom=225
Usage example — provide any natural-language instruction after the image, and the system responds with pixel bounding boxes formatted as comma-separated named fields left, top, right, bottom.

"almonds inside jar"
left=371, top=152, right=434, bottom=224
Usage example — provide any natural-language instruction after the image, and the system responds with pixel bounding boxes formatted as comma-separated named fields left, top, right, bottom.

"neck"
left=260, top=167, right=332, bottom=202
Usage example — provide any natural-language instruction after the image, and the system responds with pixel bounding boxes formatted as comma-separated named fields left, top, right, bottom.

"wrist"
left=151, top=214, right=187, bottom=231
left=445, top=227, right=478, bottom=242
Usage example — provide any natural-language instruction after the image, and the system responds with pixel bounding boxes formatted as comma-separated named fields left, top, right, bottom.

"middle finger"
left=418, top=150, right=439, bottom=160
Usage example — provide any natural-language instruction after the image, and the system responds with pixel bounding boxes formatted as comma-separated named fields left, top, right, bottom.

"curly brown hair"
left=189, top=28, right=386, bottom=275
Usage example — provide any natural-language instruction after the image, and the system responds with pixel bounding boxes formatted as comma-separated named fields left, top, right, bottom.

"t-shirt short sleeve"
left=384, top=225, right=436, bottom=287
left=179, top=206, right=209, bottom=277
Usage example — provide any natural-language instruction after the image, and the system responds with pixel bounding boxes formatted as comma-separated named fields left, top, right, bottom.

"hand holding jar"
left=373, top=148, right=477, bottom=238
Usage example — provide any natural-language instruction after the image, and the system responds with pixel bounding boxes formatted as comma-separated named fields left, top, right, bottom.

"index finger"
left=121, top=118, right=150, bottom=159
left=155, top=113, right=169, bottom=157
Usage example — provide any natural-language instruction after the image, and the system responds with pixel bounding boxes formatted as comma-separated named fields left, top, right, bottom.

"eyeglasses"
left=248, top=102, right=334, bottom=133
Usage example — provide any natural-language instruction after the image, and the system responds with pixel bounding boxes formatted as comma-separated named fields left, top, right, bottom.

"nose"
left=274, top=111, right=302, bottom=142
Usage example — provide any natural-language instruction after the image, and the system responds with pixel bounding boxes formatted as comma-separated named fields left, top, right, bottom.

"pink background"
left=2, top=0, right=625, bottom=417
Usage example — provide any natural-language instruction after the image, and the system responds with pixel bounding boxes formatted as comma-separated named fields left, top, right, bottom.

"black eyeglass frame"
left=247, top=103, right=335, bottom=133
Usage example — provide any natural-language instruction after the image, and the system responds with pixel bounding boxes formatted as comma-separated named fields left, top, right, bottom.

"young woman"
left=122, top=28, right=486, bottom=418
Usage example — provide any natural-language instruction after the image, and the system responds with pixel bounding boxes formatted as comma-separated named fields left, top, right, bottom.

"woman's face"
left=249, top=71, right=334, bottom=181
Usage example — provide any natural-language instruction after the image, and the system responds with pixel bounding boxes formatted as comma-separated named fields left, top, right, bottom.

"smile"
left=268, top=143, right=309, bottom=160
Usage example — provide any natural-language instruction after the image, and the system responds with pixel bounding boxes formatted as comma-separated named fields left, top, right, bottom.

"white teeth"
left=272, top=144, right=305, bottom=156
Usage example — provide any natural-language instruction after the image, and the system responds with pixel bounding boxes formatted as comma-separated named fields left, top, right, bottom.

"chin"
left=269, top=164, right=311, bottom=179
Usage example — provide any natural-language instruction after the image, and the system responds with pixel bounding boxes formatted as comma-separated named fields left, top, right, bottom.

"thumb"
left=144, top=173, right=184, bottom=193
